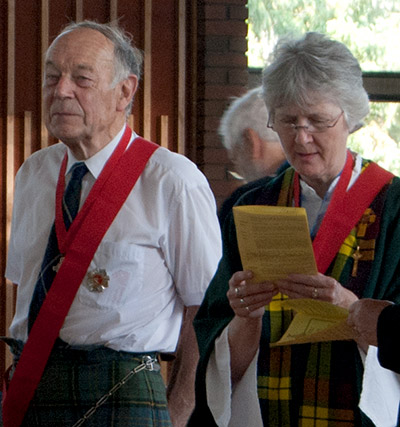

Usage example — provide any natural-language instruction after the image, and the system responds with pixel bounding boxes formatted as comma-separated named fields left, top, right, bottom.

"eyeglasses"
left=225, top=168, right=245, bottom=181
left=268, top=110, right=344, bottom=134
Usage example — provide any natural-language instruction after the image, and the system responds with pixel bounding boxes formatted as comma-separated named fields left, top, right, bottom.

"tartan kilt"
left=19, top=345, right=172, bottom=427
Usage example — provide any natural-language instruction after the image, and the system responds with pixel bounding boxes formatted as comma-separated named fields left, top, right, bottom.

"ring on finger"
left=240, top=297, right=246, bottom=305
left=234, top=287, right=240, bottom=296
left=312, top=287, right=318, bottom=299
left=245, top=306, right=250, bottom=313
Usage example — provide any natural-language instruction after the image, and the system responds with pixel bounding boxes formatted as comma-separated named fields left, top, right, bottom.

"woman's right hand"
left=227, top=270, right=279, bottom=318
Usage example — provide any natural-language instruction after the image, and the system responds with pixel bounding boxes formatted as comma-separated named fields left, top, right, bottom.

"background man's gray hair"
left=219, top=87, right=280, bottom=150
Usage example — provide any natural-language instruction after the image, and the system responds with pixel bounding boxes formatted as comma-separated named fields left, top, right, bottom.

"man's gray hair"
left=54, top=20, right=143, bottom=114
left=219, top=87, right=280, bottom=150
left=262, top=32, right=370, bottom=133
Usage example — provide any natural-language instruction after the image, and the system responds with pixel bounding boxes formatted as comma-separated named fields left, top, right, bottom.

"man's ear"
left=116, top=74, right=138, bottom=112
left=243, top=128, right=262, bottom=160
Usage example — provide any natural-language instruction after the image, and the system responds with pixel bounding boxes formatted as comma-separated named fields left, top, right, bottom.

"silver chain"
left=72, top=355, right=159, bottom=427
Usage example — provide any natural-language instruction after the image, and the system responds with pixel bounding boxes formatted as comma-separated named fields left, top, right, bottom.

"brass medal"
left=86, top=269, right=110, bottom=292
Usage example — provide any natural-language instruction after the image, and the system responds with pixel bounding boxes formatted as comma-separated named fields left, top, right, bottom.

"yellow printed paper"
left=270, top=299, right=355, bottom=346
left=232, top=205, right=317, bottom=283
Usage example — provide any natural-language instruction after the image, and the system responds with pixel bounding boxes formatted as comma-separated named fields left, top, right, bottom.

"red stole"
left=294, top=151, right=394, bottom=274
left=2, top=128, right=159, bottom=427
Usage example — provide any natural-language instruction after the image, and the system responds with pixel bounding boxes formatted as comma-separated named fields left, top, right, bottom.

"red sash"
left=55, top=126, right=132, bottom=255
left=295, top=153, right=394, bottom=274
left=2, top=132, right=159, bottom=427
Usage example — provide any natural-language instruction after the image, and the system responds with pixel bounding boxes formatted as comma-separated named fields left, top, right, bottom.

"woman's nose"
left=294, top=126, right=313, bottom=144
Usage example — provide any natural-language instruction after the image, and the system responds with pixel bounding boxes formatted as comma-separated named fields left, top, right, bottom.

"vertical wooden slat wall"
left=0, top=0, right=189, bottom=376
left=0, top=1, right=7, bottom=378
left=4, top=0, right=16, bottom=372
left=41, top=0, right=50, bottom=147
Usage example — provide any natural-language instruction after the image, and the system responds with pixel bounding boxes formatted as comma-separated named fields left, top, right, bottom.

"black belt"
left=1, top=337, right=159, bottom=363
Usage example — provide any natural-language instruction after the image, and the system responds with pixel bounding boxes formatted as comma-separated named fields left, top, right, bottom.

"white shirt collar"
left=299, top=152, right=363, bottom=234
left=65, top=124, right=136, bottom=178
left=299, top=151, right=362, bottom=202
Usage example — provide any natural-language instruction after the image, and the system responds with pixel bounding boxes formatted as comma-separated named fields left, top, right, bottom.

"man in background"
left=218, top=87, right=287, bottom=224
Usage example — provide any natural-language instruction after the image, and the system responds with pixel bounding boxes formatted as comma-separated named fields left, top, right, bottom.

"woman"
left=189, top=33, right=400, bottom=426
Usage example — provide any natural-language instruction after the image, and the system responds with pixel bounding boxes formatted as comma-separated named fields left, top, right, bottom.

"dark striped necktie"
left=27, top=162, right=88, bottom=332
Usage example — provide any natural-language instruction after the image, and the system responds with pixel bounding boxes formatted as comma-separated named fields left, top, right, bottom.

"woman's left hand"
left=276, top=272, right=358, bottom=309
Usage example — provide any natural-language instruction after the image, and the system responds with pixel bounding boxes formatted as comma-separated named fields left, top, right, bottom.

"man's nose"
left=54, top=76, right=75, bottom=98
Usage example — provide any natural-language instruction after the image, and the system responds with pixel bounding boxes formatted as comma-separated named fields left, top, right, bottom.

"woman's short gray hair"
left=262, top=32, right=370, bottom=133
left=57, top=20, right=143, bottom=114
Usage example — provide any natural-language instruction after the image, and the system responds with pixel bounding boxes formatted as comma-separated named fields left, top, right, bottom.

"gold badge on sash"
left=352, top=208, right=376, bottom=277
left=86, top=269, right=110, bottom=292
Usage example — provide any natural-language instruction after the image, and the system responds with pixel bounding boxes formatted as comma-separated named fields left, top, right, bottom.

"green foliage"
left=247, top=0, right=400, bottom=68
left=248, top=0, right=334, bottom=41
left=388, top=105, right=400, bottom=143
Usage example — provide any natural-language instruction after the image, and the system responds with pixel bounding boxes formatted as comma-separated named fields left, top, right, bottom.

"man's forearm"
left=166, top=305, right=199, bottom=427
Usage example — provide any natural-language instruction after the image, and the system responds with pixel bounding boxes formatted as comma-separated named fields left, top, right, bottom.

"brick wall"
left=196, top=0, right=249, bottom=208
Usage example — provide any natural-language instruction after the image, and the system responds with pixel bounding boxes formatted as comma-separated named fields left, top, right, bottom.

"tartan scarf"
left=257, top=162, right=388, bottom=426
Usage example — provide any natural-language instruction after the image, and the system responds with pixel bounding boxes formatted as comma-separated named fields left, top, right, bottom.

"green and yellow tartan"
left=5, top=340, right=172, bottom=427
left=190, top=160, right=400, bottom=426
left=257, top=163, right=383, bottom=426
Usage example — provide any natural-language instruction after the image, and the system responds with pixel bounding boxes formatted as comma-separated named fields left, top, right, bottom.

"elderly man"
left=1, top=21, right=221, bottom=427
left=218, top=87, right=287, bottom=224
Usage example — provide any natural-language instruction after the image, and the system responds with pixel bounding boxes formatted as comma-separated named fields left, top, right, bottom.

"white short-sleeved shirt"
left=6, top=128, right=222, bottom=353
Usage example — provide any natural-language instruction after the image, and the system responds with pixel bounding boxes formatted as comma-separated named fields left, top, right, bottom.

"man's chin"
left=47, top=125, right=83, bottom=144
